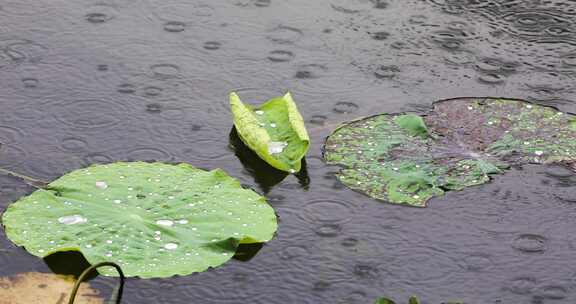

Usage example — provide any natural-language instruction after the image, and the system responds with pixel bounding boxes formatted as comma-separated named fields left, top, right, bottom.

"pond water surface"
left=1, top=0, right=576, bottom=303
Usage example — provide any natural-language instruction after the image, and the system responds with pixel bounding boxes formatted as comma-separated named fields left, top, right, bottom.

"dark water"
left=1, top=0, right=576, bottom=303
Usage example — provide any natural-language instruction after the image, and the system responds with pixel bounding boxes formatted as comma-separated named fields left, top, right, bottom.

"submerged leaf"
left=2, top=162, right=277, bottom=278
left=374, top=298, right=396, bottom=304
left=375, top=296, right=459, bottom=304
left=230, top=92, right=310, bottom=173
left=408, top=296, right=420, bottom=304
left=324, top=98, right=576, bottom=207
left=0, top=272, right=102, bottom=304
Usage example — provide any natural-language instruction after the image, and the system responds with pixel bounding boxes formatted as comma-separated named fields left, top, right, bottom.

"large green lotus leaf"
left=2, top=162, right=277, bottom=278
left=324, top=98, right=576, bottom=207
left=230, top=92, right=310, bottom=173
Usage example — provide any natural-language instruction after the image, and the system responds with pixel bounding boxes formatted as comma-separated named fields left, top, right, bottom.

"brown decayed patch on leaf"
left=0, top=272, right=102, bottom=304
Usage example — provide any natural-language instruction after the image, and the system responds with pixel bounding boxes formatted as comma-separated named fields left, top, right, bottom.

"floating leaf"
left=374, top=296, right=420, bottom=304
left=2, top=162, right=277, bottom=278
left=324, top=98, right=576, bottom=207
left=0, top=272, right=102, bottom=304
left=230, top=92, right=310, bottom=173
left=375, top=298, right=396, bottom=304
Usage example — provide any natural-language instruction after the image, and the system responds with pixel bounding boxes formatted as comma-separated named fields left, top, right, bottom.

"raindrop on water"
left=371, top=31, right=390, bottom=40
left=164, top=21, right=186, bottom=32
left=512, top=234, right=547, bottom=253
left=146, top=103, right=162, bottom=113
left=537, top=285, right=568, bottom=300
left=374, top=65, right=399, bottom=79
left=309, top=115, right=327, bottom=125
left=267, top=50, right=294, bottom=62
left=85, top=13, right=111, bottom=23
left=254, top=0, right=271, bottom=7
left=117, top=84, right=136, bottom=94
left=315, top=224, right=342, bottom=237
left=22, top=78, right=39, bottom=88
left=203, top=41, right=221, bottom=50
left=478, top=73, right=505, bottom=85
left=333, top=102, right=359, bottom=114
left=507, top=277, right=537, bottom=295
left=562, top=54, right=576, bottom=67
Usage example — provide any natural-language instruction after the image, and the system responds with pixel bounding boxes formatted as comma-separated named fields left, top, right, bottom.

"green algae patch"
left=230, top=92, right=310, bottom=173
left=2, top=162, right=277, bottom=278
left=323, top=98, right=576, bottom=207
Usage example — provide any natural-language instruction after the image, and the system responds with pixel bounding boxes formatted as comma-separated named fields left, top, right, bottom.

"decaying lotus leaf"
left=0, top=272, right=102, bottom=304
left=324, top=98, right=576, bottom=207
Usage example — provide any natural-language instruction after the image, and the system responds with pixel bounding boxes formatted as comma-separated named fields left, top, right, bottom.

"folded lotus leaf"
left=2, top=162, right=277, bottom=278
left=230, top=92, right=310, bottom=173
left=324, top=98, right=576, bottom=207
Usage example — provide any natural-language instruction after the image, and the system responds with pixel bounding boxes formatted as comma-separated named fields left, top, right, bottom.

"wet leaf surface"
left=2, top=162, right=277, bottom=278
left=2, top=0, right=576, bottom=302
left=230, top=92, right=310, bottom=173
left=324, top=98, right=576, bottom=207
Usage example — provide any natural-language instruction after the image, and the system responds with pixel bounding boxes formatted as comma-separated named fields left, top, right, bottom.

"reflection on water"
left=229, top=127, right=289, bottom=192
left=44, top=251, right=95, bottom=279
left=1, top=0, right=576, bottom=303
left=229, top=127, right=310, bottom=193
